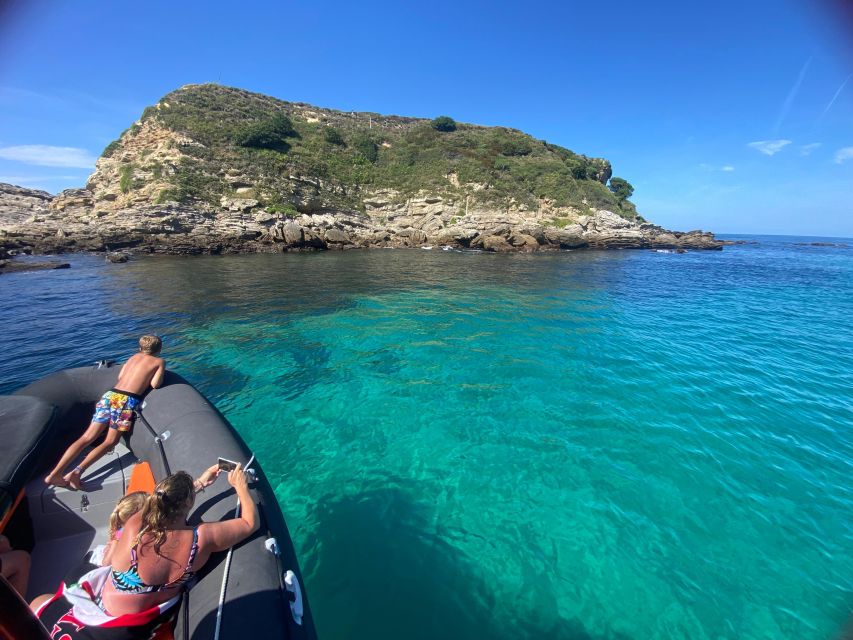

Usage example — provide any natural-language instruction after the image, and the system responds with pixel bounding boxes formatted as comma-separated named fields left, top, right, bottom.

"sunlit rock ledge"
left=0, top=183, right=721, bottom=256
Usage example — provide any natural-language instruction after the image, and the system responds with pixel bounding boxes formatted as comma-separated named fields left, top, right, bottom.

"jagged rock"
left=396, top=228, right=428, bottom=245
left=544, top=227, right=587, bottom=248
left=482, top=235, right=513, bottom=252
left=324, top=228, right=350, bottom=244
left=51, top=188, right=94, bottom=211
left=508, top=233, right=540, bottom=249
left=253, top=212, right=276, bottom=225
left=106, top=252, right=129, bottom=263
left=0, top=183, right=51, bottom=225
left=433, top=227, right=480, bottom=247
left=518, top=225, right=546, bottom=244
left=220, top=197, right=259, bottom=212
left=282, top=222, right=304, bottom=244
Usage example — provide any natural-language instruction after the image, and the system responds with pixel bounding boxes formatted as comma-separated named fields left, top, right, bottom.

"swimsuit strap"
left=185, top=527, right=200, bottom=571
left=159, top=528, right=200, bottom=590
left=113, top=528, right=199, bottom=593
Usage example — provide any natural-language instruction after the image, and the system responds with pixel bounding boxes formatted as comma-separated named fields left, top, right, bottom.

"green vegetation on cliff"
left=113, top=84, right=638, bottom=218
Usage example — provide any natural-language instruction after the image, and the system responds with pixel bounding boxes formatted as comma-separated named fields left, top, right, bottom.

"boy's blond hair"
left=108, top=491, right=148, bottom=541
left=139, top=335, right=162, bottom=355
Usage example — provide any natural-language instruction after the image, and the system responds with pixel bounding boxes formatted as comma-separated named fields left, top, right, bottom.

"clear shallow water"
left=1, top=237, right=851, bottom=639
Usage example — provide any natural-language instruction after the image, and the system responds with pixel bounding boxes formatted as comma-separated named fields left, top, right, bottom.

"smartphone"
left=217, top=457, right=239, bottom=472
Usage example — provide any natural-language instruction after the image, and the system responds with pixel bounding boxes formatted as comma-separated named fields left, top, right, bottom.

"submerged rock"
left=0, top=258, right=70, bottom=274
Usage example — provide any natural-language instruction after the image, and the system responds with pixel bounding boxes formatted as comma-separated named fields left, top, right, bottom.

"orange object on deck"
left=126, top=461, right=156, bottom=494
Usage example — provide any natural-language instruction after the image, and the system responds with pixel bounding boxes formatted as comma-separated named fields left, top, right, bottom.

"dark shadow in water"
left=182, top=362, right=251, bottom=405
left=365, top=348, right=402, bottom=377
left=305, top=479, right=632, bottom=640
left=100, top=250, right=634, bottom=323
left=276, top=339, right=333, bottom=401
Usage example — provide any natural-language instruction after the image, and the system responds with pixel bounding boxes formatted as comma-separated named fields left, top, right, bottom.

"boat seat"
left=0, top=396, right=58, bottom=529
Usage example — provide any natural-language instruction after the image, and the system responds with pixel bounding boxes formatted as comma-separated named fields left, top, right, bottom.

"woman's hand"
left=195, top=464, right=222, bottom=492
left=227, top=463, right=249, bottom=492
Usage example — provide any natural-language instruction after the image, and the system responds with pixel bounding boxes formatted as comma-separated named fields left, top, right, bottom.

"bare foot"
left=44, top=473, right=69, bottom=488
left=63, top=469, right=83, bottom=491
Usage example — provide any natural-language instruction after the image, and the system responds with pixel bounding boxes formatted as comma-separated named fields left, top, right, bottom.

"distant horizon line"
left=714, top=232, right=852, bottom=240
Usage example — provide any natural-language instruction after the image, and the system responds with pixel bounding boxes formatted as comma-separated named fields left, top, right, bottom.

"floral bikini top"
left=110, top=528, right=199, bottom=593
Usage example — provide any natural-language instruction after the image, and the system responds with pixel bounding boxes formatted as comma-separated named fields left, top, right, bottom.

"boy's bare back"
left=115, top=352, right=165, bottom=395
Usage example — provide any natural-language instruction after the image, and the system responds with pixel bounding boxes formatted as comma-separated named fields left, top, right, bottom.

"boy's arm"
left=150, top=359, right=166, bottom=389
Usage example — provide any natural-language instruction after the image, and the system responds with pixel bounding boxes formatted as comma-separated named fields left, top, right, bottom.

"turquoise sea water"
left=1, top=237, right=851, bottom=639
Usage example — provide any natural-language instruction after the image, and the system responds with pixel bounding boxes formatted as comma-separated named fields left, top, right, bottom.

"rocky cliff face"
left=0, top=182, right=720, bottom=254
left=0, top=84, right=722, bottom=254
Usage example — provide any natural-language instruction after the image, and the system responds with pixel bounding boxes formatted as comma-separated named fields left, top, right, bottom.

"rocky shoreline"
left=0, top=182, right=722, bottom=257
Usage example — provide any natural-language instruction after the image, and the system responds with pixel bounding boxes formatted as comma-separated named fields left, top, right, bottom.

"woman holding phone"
left=31, top=463, right=259, bottom=626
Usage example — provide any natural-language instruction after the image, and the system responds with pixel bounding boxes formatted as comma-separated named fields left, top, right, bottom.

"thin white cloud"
left=748, top=140, right=792, bottom=156
left=0, top=145, right=96, bottom=168
left=800, top=143, right=821, bottom=156
left=0, top=175, right=83, bottom=183
left=721, top=165, right=735, bottom=172
left=774, top=56, right=812, bottom=136
left=833, top=147, right=853, bottom=164
left=819, top=75, right=851, bottom=122
left=0, top=85, right=144, bottom=115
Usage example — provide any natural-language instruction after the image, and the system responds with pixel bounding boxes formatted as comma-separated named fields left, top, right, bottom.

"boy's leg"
left=44, top=421, right=107, bottom=487
left=63, top=427, right=123, bottom=490
left=1, top=550, right=31, bottom=596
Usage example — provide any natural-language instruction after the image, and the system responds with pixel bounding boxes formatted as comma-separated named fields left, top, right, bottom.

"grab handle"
left=284, top=570, right=303, bottom=626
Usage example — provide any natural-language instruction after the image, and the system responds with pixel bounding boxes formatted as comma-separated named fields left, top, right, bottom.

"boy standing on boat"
left=44, top=335, right=165, bottom=490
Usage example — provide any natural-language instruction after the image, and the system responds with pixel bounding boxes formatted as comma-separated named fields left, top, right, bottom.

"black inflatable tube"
left=15, top=364, right=317, bottom=640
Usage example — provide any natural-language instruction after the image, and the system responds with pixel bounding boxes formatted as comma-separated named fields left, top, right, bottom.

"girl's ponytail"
left=134, top=471, right=195, bottom=551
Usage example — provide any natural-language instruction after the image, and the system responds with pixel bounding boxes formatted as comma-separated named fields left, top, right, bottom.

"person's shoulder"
left=125, top=510, right=144, bottom=527
left=120, top=511, right=144, bottom=538
left=124, top=352, right=144, bottom=364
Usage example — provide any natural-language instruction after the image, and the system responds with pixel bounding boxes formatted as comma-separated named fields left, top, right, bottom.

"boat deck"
left=24, top=444, right=136, bottom=600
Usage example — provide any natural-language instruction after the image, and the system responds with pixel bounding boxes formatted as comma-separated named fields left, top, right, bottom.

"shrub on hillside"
left=324, top=127, right=345, bottom=146
left=500, top=138, right=532, bottom=156
left=352, top=133, right=378, bottom=162
left=608, top=177, right=634, bottom=200
left=102, top=139, right=121, bottom=158
left=119, top=164, right=133, bottom=193
left=156, top=159, right=222, bottom=205
left=565, top=158, right=588, bottom=180
left=431, top=116, right=457, bottom=132
left=237, top=113, right=295, bottom=150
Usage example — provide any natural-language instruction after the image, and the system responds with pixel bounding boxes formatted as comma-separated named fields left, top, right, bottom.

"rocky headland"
left=0, top=84, right=721, bottom=256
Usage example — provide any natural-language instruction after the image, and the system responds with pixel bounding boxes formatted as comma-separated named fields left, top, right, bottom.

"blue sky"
left=0, top=0, right=851, bottom=236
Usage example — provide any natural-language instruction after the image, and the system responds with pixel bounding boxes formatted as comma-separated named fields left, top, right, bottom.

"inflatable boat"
left=0, top=362, right=316, bottom=639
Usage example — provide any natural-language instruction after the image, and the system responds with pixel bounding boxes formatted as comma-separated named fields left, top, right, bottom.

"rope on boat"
left=213, top=452, right=256, bottom=640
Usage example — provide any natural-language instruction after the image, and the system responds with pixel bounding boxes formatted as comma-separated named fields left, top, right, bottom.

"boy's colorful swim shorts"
left=91, top=388, right=142, bottom=432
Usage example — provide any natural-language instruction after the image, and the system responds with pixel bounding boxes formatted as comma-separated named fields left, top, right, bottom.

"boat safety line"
left=135, top=410, right=171, bottom=476
left=213, top=453, right=256, bottom=640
